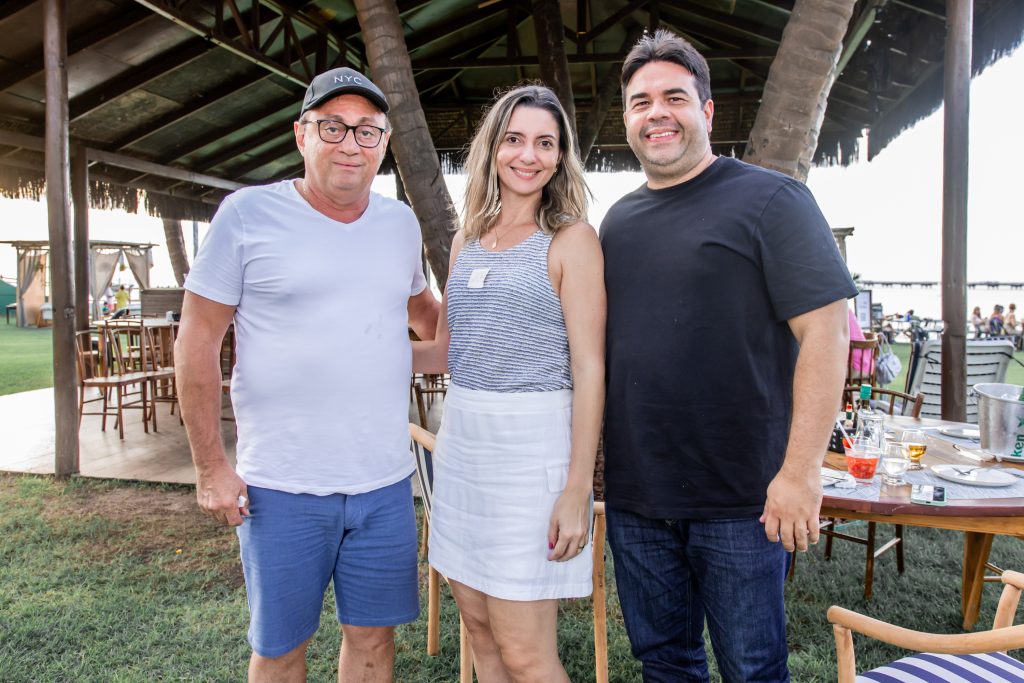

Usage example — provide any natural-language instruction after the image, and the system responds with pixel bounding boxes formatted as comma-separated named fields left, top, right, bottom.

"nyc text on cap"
left=300, top=67, right=389, bottom=115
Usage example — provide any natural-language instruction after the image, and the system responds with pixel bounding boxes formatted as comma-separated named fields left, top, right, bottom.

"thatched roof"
left=0, top=0, right=1021, bottom=221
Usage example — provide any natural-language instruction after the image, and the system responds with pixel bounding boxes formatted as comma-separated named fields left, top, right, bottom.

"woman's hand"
left=547, top=486, right=591, bottom=561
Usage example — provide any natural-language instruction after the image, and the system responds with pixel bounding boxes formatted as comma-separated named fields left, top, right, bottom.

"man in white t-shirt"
left=176, top=67, right=439, bottom=682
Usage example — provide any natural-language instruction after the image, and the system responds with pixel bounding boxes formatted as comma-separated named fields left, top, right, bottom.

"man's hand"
left=759, top=467, right=822, bottom=552
left=196, top=463, right=249, bottom=526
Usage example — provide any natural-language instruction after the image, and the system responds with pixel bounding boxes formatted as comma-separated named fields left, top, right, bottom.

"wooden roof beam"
left=195, top=125, right=295, bottom=173
left=155, top=99, right=297, bottom=165
left=224, top=138, right=298, bottom=180
left=405, top=0, right=509, bottom=53
left=69, top=38, right=213, bottom=121
left=583, top=1, right=649, bottom=46
left=0, top=0, right=36, bottom=24
left=414, top=23, right=519, bottom=96
left=329, top=0, right=433, bottom=39
left=132, top=0, right=341, bottom=87
left=136, top=25, right=339, bottom=165
left=656, top=7, right=774, bottom=84
left=0, top=129, right=242, bottom=192
left=658, top=1, right=783, bottom=45
left=71, top=6, right=291, bottom=121
left=411, top=47, right=776, bottom=70
left=0, top=5, right=152, bottom=92
left=892, top=0, right=945, bottom=21
left=110, top=69, right=296, bottom=151
left=110, top=20, right=333, bottom=153
left=745, top=0, right=794, bottom=15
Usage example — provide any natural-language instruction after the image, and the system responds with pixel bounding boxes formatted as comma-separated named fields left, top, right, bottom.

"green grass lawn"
left=1, top=473, right=1022, bottom=682
left=0, top=324, right=53, bottom=396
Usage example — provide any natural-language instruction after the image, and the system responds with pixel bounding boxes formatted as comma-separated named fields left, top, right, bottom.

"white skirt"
left=428, top=384, right=593, bottom=601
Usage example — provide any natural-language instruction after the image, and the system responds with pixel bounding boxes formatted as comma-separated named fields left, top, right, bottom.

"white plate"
left=931, top=464, right=1017, bottom=487
left=938, top=426, right=980, bottom=440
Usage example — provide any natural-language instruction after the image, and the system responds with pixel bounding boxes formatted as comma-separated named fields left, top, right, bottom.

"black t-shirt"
left=599, top=157, right=857, bottom=519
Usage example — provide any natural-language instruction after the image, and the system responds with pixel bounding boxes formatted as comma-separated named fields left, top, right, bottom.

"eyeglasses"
left=300, top=119, right=387, bottom=148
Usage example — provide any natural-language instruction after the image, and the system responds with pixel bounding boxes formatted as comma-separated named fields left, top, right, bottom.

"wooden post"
left=941, top=0, right=971, bottom=422
left=579, top=26, right=644, bottom=164
left=71, top=144, right=89, bottom=330
left=44, top=0, right=80, bottom=477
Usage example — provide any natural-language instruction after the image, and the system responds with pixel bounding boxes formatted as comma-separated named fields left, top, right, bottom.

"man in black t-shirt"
left=600, top=31, right=856, bottom=682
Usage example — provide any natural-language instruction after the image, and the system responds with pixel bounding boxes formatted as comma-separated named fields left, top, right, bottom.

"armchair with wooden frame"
left=828, top=570, right=1024, bottom=682
left=409, top=424, right=610, bottom=683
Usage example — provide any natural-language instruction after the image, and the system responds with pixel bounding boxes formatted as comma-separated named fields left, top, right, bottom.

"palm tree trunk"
left=162, top=218, right=189, bottom=286
left=531, top=0, right=576, bottom=129
left=742, top=0, right=856, bottom=182
left=354, top=0, right=456, bottom=289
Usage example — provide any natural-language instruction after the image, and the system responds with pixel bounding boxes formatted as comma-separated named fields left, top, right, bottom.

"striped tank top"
left=447, top=230, right=572, bottom=392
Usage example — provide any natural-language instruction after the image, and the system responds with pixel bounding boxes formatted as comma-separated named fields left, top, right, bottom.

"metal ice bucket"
left=972, top=383, right=1024, bottom=461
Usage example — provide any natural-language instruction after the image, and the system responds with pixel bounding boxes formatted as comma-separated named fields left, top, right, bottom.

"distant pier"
left=860, top=281, right=1024, bottom=290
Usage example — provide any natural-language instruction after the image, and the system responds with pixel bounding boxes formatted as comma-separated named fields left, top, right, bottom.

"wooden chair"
left=151, top=322, right=182, bottom=424
left=412, top=375, right=447, bottom=430
left=74, top=330, right=149, bottom=439
left=103, top=322, right=175, bottom=433
left=816, top=387, right=925, bottom=600
left=410, top=424, right=474, bottom=683
left=842, top=385, right=924, bottom=418
left=847, top=338, right=880, bottom=388
left=409, top=424, right=610, bottom=683
left=828, top=570, right=1024, bottom=682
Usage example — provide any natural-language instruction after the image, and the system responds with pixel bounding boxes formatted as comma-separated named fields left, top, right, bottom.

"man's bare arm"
left=175, top=292, right=246, bottom=526
left=408, top=287, right=441, bottom=341
left=760, top=298, right=850, bottom=552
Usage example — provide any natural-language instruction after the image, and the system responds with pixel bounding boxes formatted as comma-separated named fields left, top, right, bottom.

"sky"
left=1, top=45, right=1021, bottom=318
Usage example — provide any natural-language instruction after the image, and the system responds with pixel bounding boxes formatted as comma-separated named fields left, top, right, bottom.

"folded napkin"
left=821, top=468, right=856, bottom=489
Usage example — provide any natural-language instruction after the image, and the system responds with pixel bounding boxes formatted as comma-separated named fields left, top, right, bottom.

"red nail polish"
left=548, top=542, right=554, bottom=549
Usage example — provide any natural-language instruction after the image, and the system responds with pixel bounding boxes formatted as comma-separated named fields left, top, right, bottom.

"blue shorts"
left=237, top=476, right=420, bottom=658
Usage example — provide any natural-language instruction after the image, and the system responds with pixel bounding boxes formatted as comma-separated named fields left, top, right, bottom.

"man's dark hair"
left=621, top=29, right=712, bottom=105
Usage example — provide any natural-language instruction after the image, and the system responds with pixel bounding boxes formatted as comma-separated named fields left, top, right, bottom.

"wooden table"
left=821, top=415, right=1024, bottom=630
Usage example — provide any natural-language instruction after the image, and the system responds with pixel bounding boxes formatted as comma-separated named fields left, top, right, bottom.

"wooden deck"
left=0, top=386, right=443, bottom=485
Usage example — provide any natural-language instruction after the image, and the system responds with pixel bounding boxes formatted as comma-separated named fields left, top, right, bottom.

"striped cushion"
left=857, top=652, right=1024, bottom=682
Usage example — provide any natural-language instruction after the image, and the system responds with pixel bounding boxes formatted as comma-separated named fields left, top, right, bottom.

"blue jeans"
left=606, top=506, right=789, bottom=683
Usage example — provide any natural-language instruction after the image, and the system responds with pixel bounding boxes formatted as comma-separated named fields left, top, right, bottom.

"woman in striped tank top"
left=414, top=85, right=605, bottom=682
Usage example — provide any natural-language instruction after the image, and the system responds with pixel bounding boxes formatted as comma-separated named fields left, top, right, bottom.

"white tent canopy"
left=1, top=240, right=154, bottom=327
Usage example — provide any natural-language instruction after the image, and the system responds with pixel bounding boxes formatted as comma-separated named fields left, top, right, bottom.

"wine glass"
left=881, top=442, right=910, bottom=485
left=901, top=429, right=927, bottom=470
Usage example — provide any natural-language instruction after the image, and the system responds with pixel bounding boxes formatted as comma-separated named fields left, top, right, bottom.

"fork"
left=951, top=466, right=980, bottom=476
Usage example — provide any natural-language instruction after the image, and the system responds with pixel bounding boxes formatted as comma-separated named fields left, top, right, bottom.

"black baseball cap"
left=299, top=67, right=389, bottom=116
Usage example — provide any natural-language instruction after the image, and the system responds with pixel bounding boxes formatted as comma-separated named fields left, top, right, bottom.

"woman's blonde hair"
left=462, top=84, right=588, bottom=240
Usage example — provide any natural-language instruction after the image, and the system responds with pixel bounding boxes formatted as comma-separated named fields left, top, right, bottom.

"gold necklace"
left=489, top=225, right=509, bottom=249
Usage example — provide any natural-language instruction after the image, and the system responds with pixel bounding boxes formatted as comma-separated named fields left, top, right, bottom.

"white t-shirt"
left=185, top=181, right=427, bottom=495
